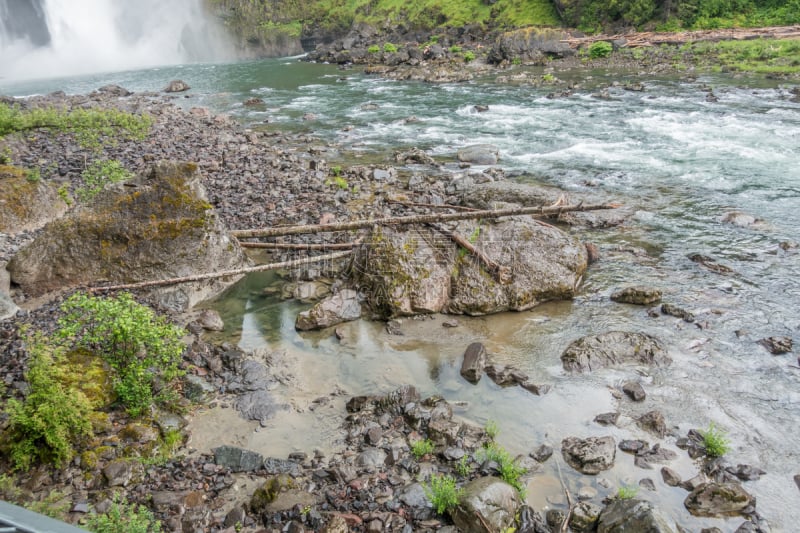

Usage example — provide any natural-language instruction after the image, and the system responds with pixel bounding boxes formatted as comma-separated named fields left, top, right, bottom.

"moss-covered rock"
left=0, top=164, right=68, bottom=234
left=7, top=162, right=249, bottom=309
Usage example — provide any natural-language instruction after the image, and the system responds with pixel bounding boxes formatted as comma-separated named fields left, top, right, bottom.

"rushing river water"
left=3, top=59, right=799, bottom=531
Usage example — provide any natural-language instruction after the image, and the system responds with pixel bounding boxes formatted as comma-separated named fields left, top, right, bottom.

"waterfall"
left=0, top=0, right=236, bottom=81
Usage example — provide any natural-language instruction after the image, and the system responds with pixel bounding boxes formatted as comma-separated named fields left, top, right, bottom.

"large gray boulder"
left=562, top=436, right=616, bottom=474
left=597, top=499, right=675, bottom=533
left=0, top=289, right=18, bottom=321
left=488, top=27, right=574, bottom=64
left=0, top=164, right=68, bottom=235
left=295, top=289, right=362, bottom=331
left=355, top=218, right=587, bottom=317
left=561, top=331, right=671, bottom=373
left=7, top=162, right=249, bottom=310
left=457, top=144, right=500, bottom=165
left=451, top=477, right=520, bottom=533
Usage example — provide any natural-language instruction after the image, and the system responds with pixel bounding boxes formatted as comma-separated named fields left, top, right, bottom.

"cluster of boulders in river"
left=0, top=86, right=792, bottom=532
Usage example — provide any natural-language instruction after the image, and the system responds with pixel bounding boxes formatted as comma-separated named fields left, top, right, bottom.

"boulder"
left=488, top=27, right=573, bottom=64
left=7, top=162, right=249, bottom=310
left=164, top=79, right=190, bottom=92
left=611, top=286, right=662, bottom=305
left=355, top=218, right=587, bottom=317
left=661, top=466, right=682, bottom=487
left=451, top=477, right=520, bottom=533
left=561, top=331, right=670, bottom=373
left=684, top=482, right=755, bottom=517
left=213, top=445, right=264, bottom=472
left=597, top=499, right=675, bottom=532
left=457, top=144, right=500, bottom=165
left=460, top=342, right=487, bottom=384
left=295, top=289, right=362, bottom=331
left=0, top=164, right=68, bottom=234
left=485, top=363, right=528, bottom=387
left=562, top=436, right=616, bottom=474
left=637, top=410, right=668, bottom=438
left=622, top=381, right=646, bottom=402
left=758, top=336, right=792, bottom=354
left=197, top=309, right=225, bottom=331
left=0, top=289, right=18, bottom=321
left=571, top=501, right=602, bottom=531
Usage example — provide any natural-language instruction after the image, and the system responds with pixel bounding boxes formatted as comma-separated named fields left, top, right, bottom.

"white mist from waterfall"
left=0, top=0, right=236, bottom=81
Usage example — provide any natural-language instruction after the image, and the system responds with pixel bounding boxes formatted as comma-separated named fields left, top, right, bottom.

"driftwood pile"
left=561, top=24, right=800, bottom=48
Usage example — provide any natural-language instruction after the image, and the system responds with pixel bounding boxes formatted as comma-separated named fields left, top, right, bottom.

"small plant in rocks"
left=702, top=422, right=731, bottom=457
left=616, top=484, right=639, bottom=500
left=588, top=40, right=613, bottom=59
left=411, top=438, right=435, bottom=459
left=424, top=474, right=463, bottom=515
left=85, top=494, right=162, bottom=533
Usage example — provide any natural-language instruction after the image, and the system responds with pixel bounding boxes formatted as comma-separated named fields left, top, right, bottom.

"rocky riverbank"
left=0, top=76, right=788, bottom=533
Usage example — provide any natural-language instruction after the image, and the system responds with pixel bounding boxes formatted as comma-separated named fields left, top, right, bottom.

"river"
left=2, top=58, right=799, bottom=531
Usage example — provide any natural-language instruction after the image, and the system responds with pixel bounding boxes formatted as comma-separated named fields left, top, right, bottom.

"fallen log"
left=238, top=241, right=358, bottom=250
left=89, top=250, right=353, bottom=292
left=231, top=201, right=618, bottom=239
left=429, top=223, right=512, bottom=284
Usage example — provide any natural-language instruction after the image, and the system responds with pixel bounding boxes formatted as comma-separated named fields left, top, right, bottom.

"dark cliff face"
left=0, top=0, right=50, bottom=47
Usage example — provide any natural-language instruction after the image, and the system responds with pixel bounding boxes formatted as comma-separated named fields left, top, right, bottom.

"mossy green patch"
left=691, top=38, right=800, bottom=75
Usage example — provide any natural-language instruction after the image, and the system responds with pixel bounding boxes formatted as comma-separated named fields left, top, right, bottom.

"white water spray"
left=0, top=0, right=235, bottom=81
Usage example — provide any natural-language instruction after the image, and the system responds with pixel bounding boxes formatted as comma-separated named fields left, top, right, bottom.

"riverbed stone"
left=213, top=445, right=264, bottom=472
left=451, top=476, right=520, bottom=533
left=611, top=286, right=662, bottom=305
left=597, top=499, right=675, bottom=533
left=622, top=381, right=647, bottom=401
left=236, top=389, right=290, bottom=426
left=571, top=501, right=602, bottom=531
left=637, top=410, right=668, bottom=438
left=460, top=342, right=487, bottom=383
left=531, top=444, right=553, bottom=463
left=164, top=79, right=191, bottom=92
left=197, top=309, right=225, bottom=331
left=662, top=466, right=682, bottom=486
left=595, top=412, right=619, bottom=426
left=562, top=436, right=616, bottom=474
left=684, top=482, right=755, bottom=517
left=355, top=218, right=587, bottom=317
left=0, top=290, right=18, bottom=321
left=758, top=336, right=792, bottom=354
left=561, top=331, right=670, bottom=372
left=6, top=162, right=249, bottom=310
left=485, top=363, right=528, bottom=386
left=295, top=289, right=362, bottom=330
left=457, top=144, right=500, bottom=165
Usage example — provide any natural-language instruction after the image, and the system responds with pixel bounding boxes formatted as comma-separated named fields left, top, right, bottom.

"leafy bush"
left=702, top=422, right=730, bottom=457
left=383, top=42, right=398, bottom=53
left=455, top=455, right=472, bottom=477
left=484, top=419, right=499, bottom=440
left=411, top=438, right=435, bottom=459
left=589, top=41, right=613, bottom=59
left=449, top=45, right=462, bottom=53
left=424, top=474, right=463, bottom=515
left=57, top=292, right=185, bottom=417
left=464, top=50, right=476, bottom=62
left=4, top=338, right=93, bottom=470
left=0, top=103, right=151, bottom=149
left=78, top=159, right=133, bottom=202
left=477, top=442, right=527, bottom=496
left=367, top=44, right=380, bottom=54
left=85, top=495, right=161, bottom=533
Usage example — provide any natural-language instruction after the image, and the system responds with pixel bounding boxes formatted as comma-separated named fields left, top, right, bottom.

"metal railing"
left=0, top=501, right=87, bottom=533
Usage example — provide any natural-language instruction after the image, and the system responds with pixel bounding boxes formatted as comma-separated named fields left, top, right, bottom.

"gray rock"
left=7, top=163, right=249, bottom=310
left=597, top=499, right=675, bottom=532
left=571, top=501, right=602, bottom=531
left=721, top=211, right=759, bottom=227
left=661, top=302, right=695, bottom=322
left=356, top=447, right=387, bottom=471
left=102, top=459, right=137, bottom=487
left=684, top=482, right=755, bottom=517
left=531, top=444, right=553, bottom=463
left=562, top=436, right=616, bottom=475
left=521, top=381, right=551, bottom=396
left=197, top=309, right=225, bottom=331
left=460, top=342, right=487, bottom=384
left=0, top=290, right=19, bottom=321
left=0, top=168, right=69, bottom=235
left=611, top=286, right=662, bottom=305
left=639, top=478, right=656, bottom=491
left=164, top=79, right=191, bottom=92
left=183, top=374, right=216, bottom=401
left=236, top=389, right=290, bottom=425
left=661, top=466, right=682, bottom=487
left=97, top=84, right=132, bottom=96
left=561, top=331, right=670, bottom=373
left=637, top=410, right=668, bottom=438
left=517, top=505, right=550, bottom=533
left=213, top=445, right=264, bottom=472
left=488, top=27, right=573, bottom=63
left=457, top=144, right=500, bottom=165
left=263, top=458, right=303, bottom=477
left=485, top=363, right=528, bottom=386
left=451, top=477, right=520, bottom=533
left=595, top=412, right=619, bottom=426
left=295, top=289, right=362, bottom=331
left=293, top=281, right=330, bottom=303
left=622, top=381, right=646, bottom=402
left=398, top=482, right=431, bottom=508
left=758, top=336, right=792, bottom=355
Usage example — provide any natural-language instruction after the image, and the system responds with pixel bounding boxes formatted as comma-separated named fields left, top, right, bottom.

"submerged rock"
left=295, top=289, right=362, bottom=331
left=460, top=342, right=487, bottom=384
left=597, top=499, right=675, bottom=533
left=451, top=477, right=520, bottom=533
left=457, top=144, right=500, bottom=165
left=562, top=436, right=616, bottom=474
left=684, top=482, right=755, bottom=517
left=611, top=286, right=662, bottom=305
left=758, top=336, right=792, bottom=354
left=7, top=162, right=249, bottom=310
left=561, top=331, right=670, bottom=372
left=164, top=79, right=191, bottom=93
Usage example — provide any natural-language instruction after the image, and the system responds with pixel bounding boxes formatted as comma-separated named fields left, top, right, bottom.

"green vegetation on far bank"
left=689, top=37, right=800, bottom=74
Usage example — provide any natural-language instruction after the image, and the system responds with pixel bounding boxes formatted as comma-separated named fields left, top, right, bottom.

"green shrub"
left=702, top=422, right=730, bottom=457
left=464, top=50, right=476, bottom=62
left=0, top=103, right=151, bottom=149
left=85, top=495, right=161, bottom=533
left=367, top=44, right=380, bottom=54
left=588, top=41, right=613, bottom=59
left=477, top=442, right=527, bottom=496
left=424, top=474, right=463, bottom=515
left=78, top=159, right=132, bottom=202
left=449, top=45, right=462, bottom=53
left=57, top=292, right=186, bottom=417
left=383, top=42, right=398, bottom=53
left=484, top=419, right=499, bottom=440
left=411, top=438, right=435, bottom=459
left=455, top=455, right=471, bottom=477
left=25, top=489, right=71, bottom=519
left=25, top=167, right=40, bottom=183
left=4, top=338, right=93, bottom=470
